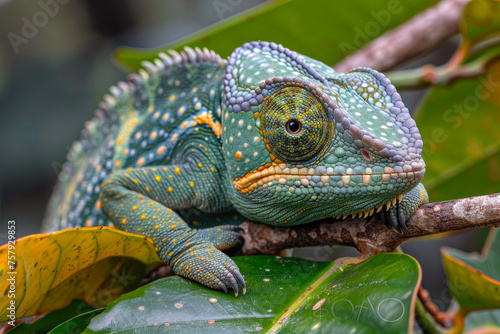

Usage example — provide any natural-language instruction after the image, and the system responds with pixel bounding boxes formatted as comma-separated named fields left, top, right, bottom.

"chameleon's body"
left=44, top=42, right=428, bottom=294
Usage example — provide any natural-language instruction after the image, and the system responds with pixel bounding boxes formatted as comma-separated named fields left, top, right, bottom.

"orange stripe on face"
left=232, top=162, right=284, bottom=193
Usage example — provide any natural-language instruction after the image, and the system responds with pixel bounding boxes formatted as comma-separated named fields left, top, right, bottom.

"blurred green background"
left=0, top=0, right=493, bottom=311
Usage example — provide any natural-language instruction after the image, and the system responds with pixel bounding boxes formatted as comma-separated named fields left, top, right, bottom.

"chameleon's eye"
left=285, top=119, right=302, bottom=134
left=260, top=85, right=334, bottom=162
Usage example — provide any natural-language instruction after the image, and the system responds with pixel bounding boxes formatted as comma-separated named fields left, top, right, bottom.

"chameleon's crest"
left=64, top=46, right=224, bottom=181
left=224, top=41, right=334, bottom=113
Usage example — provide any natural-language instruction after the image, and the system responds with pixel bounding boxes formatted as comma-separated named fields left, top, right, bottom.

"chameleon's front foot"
left=379, top=183, right=429, bottom=233
left=168, top=243, right=246, bottom=296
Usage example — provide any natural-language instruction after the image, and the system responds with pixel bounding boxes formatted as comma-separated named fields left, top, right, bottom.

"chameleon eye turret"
left=260, top=85, right=334, bottom=163
left=44, top=41, right=428, bottom=295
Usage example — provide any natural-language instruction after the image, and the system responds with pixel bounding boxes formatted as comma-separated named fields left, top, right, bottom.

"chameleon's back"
left=43, top=48, right=227, bottom=232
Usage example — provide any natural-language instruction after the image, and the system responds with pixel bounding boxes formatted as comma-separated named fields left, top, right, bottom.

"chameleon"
left=43, top=41, right=428, bottom=296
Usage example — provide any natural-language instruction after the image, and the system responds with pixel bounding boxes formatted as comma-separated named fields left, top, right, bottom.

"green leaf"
left=7, top=300, right=95, bottom=334
left=415, top=61, right=500, bottom=202
left=83, top=254, right=421, bottom=333
left=464, top=309, right=500, bottom=333
left=460, top=0, right=500, bottom=51
left=114, top=0, right=438, bottom=71
left=0, top=227, right=161, bottom=322
left=48, top=308, right=104, bottom=334
left=442, top=228, right=500, bottom=311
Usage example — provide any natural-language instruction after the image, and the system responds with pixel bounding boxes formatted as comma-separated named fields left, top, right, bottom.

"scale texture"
left=43, top=42, right=428, bottom=294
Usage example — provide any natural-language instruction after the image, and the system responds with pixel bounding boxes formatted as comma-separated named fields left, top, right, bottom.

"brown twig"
left=418, top=286, right=454, bottom=329
left=334, top=0, right=470, bottom=73
left=234, top=193, right=500, bottom=256
left=386, top=43, right=500, bottom=88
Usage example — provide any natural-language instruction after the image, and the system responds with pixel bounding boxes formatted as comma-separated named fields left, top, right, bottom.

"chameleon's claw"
left=171, top=244, right=246, bottom=296
left=397, top=202, right=408, bottom=231
left=380, top=185, right=428, bottom=233
left=387, top=206, right=402, bottom=233
left=227, top=274, right=239, bottom=297
left=226, top=263, right=246, bottom=297
left=217, top=280, right=228, bottom=293
left=231, top=226, right=244, bottom=233
left=230, top=266, right=246, bottom=291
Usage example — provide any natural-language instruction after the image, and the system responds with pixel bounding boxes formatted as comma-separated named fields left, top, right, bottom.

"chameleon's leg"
left=380, top=183, right=429, bottom=232
left=180, top=209, right=246, bottom=249
left=191, top=225, right=244, bottom=251
left=100, top=164, right=246, bottom=295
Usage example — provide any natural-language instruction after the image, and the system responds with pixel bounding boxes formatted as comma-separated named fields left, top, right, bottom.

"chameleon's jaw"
left=232, top=162, right=425, bottom=193
left=334, top=193, right=403, bottom=219
left=230, top=161, right=424, bottom=225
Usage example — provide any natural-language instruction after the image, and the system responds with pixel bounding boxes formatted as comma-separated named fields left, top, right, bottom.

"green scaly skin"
left=43, top=42, right=428, bottom=295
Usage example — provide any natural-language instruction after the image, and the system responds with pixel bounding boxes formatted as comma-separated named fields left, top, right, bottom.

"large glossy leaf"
left=0, top=227, right=161, bottom=322
left=442, top=228, right=500, bottom=311
left=464, top=309, right=500, bottom=334
left=114, top=0, right=437, bottom=71
left=415, top=60, right=500, bottom=202
left=84, top=254, right=421, bottom=333
left=7, top=300, right=96, bottom=334
left=48, top=308, right=104, bottom=334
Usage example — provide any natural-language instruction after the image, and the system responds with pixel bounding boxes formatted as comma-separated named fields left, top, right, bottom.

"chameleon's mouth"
left=336, top=193, right=403, bottom=219
left=232, top=163, right=425, bottom=194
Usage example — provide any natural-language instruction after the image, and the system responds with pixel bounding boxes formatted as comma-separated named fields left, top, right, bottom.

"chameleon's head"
left=221, top=42, right=425, bottom=225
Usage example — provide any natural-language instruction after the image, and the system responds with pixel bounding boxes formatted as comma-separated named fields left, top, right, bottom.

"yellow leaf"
left=0, top=227, right=161, bottom=322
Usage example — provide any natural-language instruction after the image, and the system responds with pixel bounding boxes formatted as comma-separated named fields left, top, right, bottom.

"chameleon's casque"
left=44, top=42, right=428, bottom=294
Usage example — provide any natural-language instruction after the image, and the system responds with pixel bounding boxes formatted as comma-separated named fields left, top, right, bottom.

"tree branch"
left=334, top=0, right=469, bottom=74
left=386, top=42, right=500, bottom=89
left=235, top=193, right=500, bottom=257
